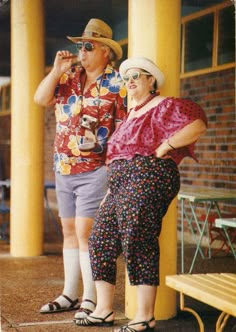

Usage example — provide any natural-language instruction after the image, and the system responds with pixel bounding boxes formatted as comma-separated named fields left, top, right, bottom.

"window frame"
left=181, top=0, right=235, bottom=78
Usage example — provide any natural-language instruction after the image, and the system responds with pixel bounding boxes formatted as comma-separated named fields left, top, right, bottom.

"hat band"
left=82, top=31, right=109, bottom=39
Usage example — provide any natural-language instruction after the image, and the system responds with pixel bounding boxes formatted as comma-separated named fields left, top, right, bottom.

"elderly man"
left=34, top=18, right=126, bottom=319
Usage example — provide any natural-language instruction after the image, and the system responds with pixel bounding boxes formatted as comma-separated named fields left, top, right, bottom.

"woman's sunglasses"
left=76, top=41, right=95, bottom=52
left=123, top=71, right=151, bottom=82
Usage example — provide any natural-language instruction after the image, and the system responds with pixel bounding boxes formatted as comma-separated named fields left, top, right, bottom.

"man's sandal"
left=118, top=317, right=155, bottom=331
left=74, top=311, right=114, bottom=327
left=74, top=299, right=96, bottom=319
left=40, top=294, right=80, bottom=314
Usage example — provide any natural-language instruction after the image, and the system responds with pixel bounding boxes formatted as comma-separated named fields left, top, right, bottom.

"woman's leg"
left=75, top=194, right=121, bottom=325
left=114, top=285, right=157, bottom=332
left=119, top=157, right=180, bottom=287
left=89, top=193, right=122, bottom=285
left=125, top=285, right=157, bottom=330
left=135, top=285, right=157, bottom=321
left=81, top=280, right=115, bottom=322
left=116, top=157, right=180, bottom=330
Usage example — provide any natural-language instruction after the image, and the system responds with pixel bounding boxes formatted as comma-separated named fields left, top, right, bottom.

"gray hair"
left=101, top=44, right=116, bottom=62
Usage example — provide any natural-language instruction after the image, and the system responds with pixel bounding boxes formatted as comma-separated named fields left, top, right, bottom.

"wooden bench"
left=166, top=273, right=236, bottom=332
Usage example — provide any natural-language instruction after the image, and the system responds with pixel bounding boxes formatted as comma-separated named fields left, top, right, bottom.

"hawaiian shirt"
left=53, top=64, right=127, bottom=175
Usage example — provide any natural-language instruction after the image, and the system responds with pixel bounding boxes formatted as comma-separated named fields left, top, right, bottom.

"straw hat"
left=67, top=18, right=123, bottom=60
left=119, top=57, right=165, bottom=88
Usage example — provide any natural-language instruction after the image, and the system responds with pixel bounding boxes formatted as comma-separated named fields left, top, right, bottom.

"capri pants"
left=89, top=155, right=180, bottom=286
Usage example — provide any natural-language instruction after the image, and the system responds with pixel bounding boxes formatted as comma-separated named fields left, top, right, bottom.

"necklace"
left=133, top=92, right=159, bottom=112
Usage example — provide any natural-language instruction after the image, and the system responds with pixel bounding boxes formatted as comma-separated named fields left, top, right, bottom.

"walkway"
left=1, top=236, right=236, bottom=331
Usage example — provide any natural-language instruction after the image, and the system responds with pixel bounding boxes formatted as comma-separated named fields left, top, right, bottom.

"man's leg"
left=74, top=216, right=96, bottom=318
left=40, top=217, right=81, bottom=313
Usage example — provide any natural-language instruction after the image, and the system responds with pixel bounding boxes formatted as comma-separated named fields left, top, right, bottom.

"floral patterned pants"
left=89, top=155, right=180, bottom=286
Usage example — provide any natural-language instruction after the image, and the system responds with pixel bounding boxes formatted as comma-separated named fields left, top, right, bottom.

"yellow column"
left=10, top=0, right=45, bottom=256
left=125, top=0, right=181, bottom=319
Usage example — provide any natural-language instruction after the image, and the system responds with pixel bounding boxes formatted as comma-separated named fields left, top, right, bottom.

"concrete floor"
left=1, top=230, right=236, bottom=332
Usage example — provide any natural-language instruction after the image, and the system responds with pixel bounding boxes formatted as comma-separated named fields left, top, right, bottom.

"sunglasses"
left=123, top=71, right=151, bottom=82
left=76, top=41, right=95, bottom=52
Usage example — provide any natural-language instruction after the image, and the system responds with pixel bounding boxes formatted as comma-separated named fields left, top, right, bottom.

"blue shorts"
left=55, top=166, right=108, bottom=219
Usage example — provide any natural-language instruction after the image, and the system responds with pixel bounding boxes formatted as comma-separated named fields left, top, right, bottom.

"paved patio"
left=1, top=230, right=236, bottom=332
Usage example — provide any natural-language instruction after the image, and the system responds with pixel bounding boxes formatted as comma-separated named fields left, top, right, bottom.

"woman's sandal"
left=74, top=299, right=96, bottom=319
left=118, top=317, right=155, bottom=331
left=74, top=311, right=114, bottom=327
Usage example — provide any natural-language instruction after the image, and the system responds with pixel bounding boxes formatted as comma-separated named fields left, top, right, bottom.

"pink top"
left=107, top=97, right=207, bottom=165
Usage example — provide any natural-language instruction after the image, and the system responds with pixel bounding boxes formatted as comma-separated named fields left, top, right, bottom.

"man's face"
left=78, top=40, right=108, bottom=69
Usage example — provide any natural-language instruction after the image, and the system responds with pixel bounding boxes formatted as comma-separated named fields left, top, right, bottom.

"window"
left=181, top=1, right=235, bottom=76
left=218, top=5, right=235, bottom=65
left=185, top=14, right=214, bottom=72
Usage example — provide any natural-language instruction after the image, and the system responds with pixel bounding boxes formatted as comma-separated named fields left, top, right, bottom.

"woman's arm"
left=155, top=119, right=207, bottom=158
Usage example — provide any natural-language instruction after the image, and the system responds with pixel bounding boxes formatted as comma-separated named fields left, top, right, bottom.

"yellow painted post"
left=10, top=0, right=45, bottom=256
left=125, top=0, right=181, bottom=319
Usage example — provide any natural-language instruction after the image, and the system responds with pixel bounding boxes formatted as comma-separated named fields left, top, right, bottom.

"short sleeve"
left=150, top=97, right=208, bottom=139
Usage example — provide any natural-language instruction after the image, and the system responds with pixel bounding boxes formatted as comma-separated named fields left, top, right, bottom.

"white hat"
left=119, top=57, right=165, bottom=88
left=67, top=18, right=123, bottom=61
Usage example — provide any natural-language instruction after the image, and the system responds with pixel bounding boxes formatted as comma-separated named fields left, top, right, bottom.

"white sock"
left=40, top=248, right=81, bottom=312
left=62, top=248, right=81, bottom=299
left=80, top=251, right=96, bottom=309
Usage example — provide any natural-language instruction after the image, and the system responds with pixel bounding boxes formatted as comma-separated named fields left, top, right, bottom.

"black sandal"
left=74, top=311, right=114, bottom=327
left=118, top=317, right=155, bottom=331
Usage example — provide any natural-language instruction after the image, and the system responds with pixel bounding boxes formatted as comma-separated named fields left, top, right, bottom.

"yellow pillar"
left=10, top=0, right=45, bottom=256
left=125, top=0, right=181, bottom=319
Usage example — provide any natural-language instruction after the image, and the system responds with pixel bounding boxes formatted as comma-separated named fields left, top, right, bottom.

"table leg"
left=222, top=226, right=236, bottom=258
left=188, top=202, right=213, bottom=273
left=189, top=202, right=205, bottom=259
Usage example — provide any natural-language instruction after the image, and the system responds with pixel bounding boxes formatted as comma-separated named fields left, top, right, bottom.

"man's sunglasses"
left=76, top=41, right=95, bottom=52
left=123, top=71, right=151, bottom=82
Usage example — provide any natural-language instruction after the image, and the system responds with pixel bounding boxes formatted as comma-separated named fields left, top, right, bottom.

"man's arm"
left=34, top=50, right=76, bottom=107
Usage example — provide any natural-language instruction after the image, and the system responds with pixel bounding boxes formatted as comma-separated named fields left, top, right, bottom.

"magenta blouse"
left=106, top=97, right=208, bottom=166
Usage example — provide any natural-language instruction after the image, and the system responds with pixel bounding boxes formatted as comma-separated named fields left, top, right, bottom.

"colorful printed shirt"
left=53, top=64, right=127, bottom=175
left=107, top=97, right=207, bottom=165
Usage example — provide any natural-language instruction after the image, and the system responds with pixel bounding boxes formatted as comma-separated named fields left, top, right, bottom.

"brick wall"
left=179, top=67, right=236, bottom=218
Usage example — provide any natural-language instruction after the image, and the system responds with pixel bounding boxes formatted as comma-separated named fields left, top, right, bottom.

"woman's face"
left=123, top=68, right=154, bottom=99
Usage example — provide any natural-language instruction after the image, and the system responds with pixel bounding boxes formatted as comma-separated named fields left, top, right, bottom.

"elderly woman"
left=75, top=57, right=207, bottom=331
